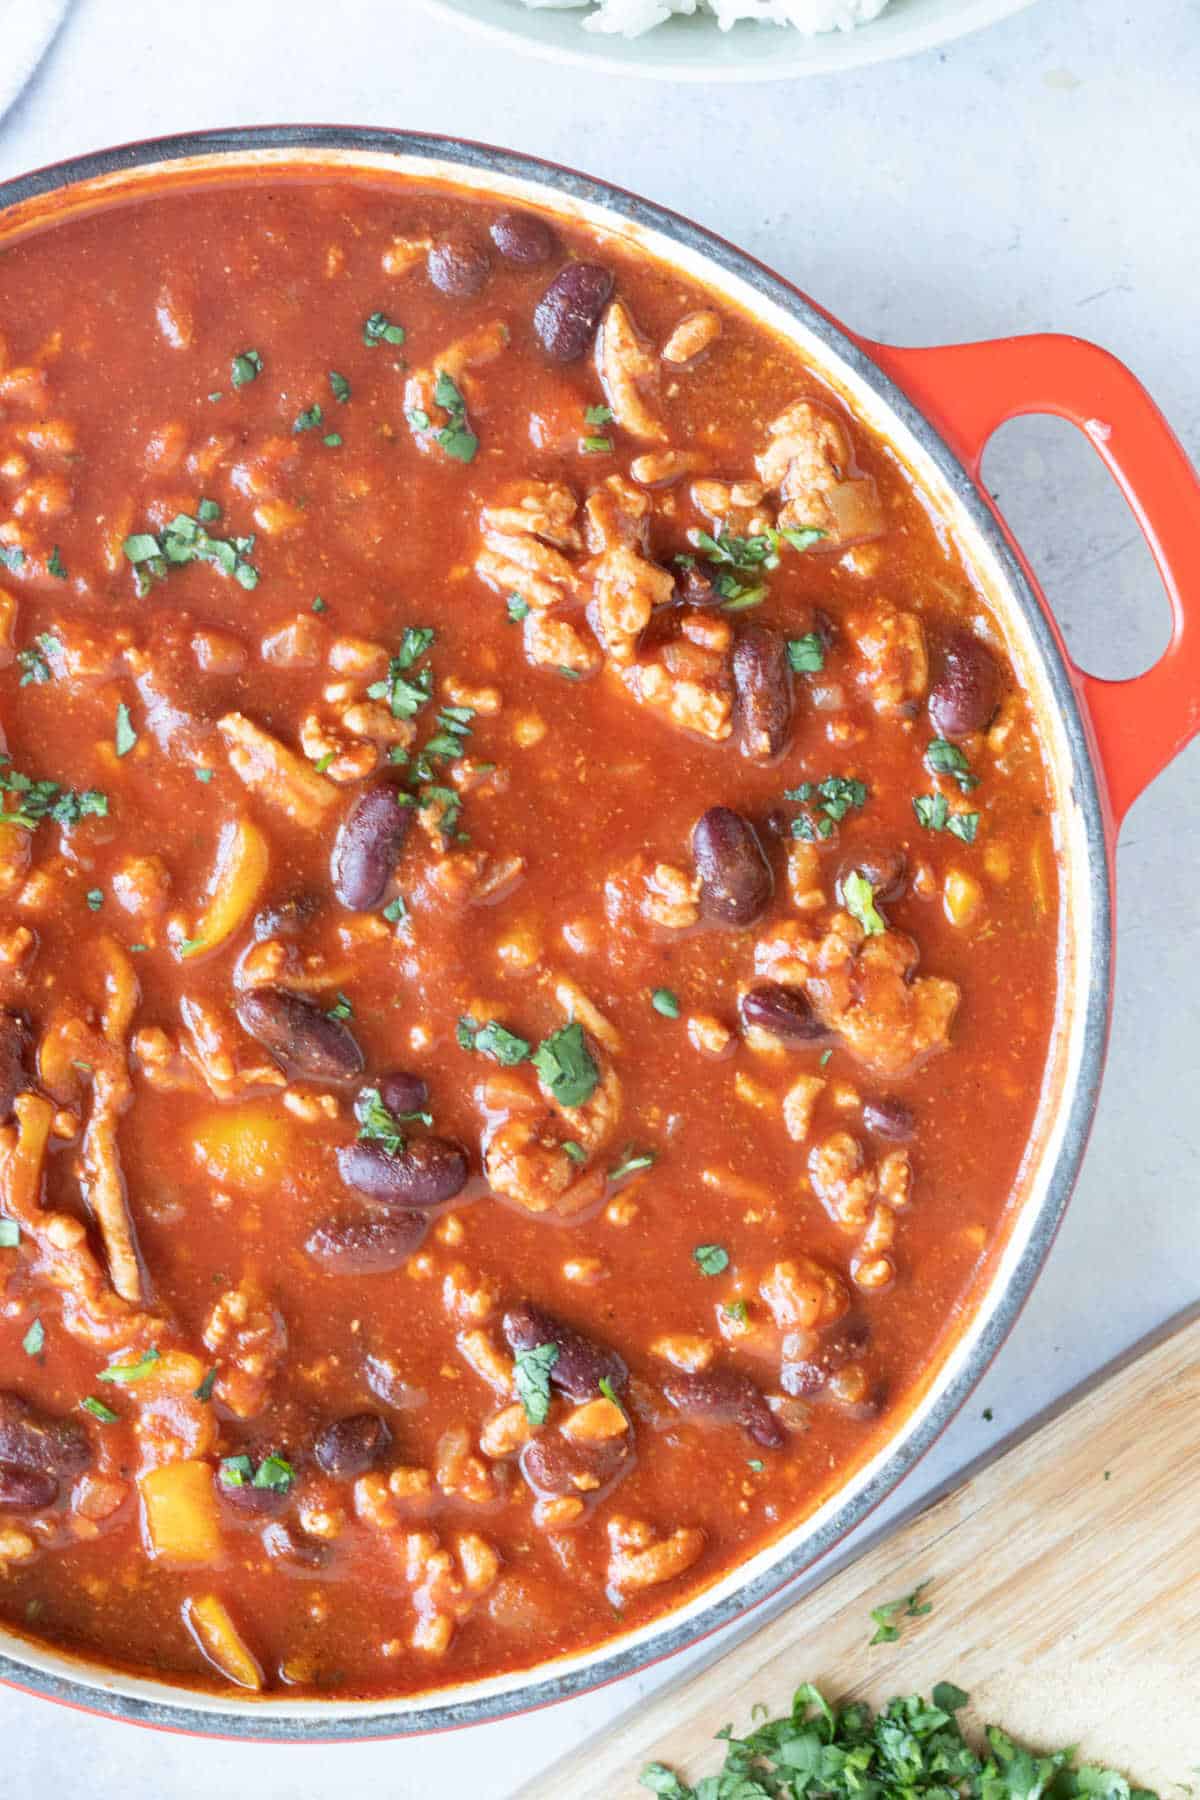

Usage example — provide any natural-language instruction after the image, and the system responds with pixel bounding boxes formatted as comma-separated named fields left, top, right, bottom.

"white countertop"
left=0, top=0, right=1196, bottom=1794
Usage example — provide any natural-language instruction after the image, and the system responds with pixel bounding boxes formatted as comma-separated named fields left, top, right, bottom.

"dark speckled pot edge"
left=0, top=125, right=1111, bottom=1742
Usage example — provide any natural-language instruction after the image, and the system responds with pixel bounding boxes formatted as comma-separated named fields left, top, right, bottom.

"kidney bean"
left=370, top=1070, right=429, bottom=1118
left=692, top=807, right=773, bottom=928
left=236, top=987, right=364, bottom=1083
left=0, top=1391, right=91, bottom=1481
left=314, top=1412, right=391, bottom=1480
left=837, top=846, right=907, bottom=906
left=928, top=627, right=1001, bottom=739
left=863, top=1096, right=915, bottom=1142
left=253, top=892, right=318, bottom=941
left=331, top=781, right=415, bottom=912
left=519, top=1431, right=631, bottom=1501
left=533, top=263, right=614, bottom=361
left=0, top=1011, right=31, bottom=1120
left=661, top=1366, right=784, bottom=1450
left=502, top=1302, right=627, bottom=1402
left=781, top=1318, right=871, bottom=1398
left=739, top=982, right=829, bottom=1045
left=490, top=210, right=557, bottom=266
left=0, top=1462, right=58, bottom=1511
left=733, top=626, right=794, bottom=764
left=813, top=607, right=838, bottom=653
left=675, top=564, right=723, bottom=609
left=427, top=235, right=491, bottom=298
left=305, top=1209, right=429, bottom=1273
left=364, top=1356, right=427, bottom=1411
left=337, top=1136, right=468, bottom=1208
left=262, top=1520, right=330, bottom=1570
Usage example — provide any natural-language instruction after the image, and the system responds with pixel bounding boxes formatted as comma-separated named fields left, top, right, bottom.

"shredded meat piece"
left=754, top=914, right=959, bottom=1078
left=1, top=1093, right=159, bottom=1351
left=690, top=477, right=772, bottom=538
left=202, top=1279, right=287, bottom=1419
left=218, top=713, right=337, bottom=827
left=846, top=599, right=928, bottom=717
left=661, top=310, right=722, bottom=366
left=583, top=474, right=651, bottom=554
left=522, top=611, right=602, bottom=676
left=481, top=1034, right=619, bottom=1217
left=404, top=1529, right=501, bottom=1655
left=605, top=1515, right=704, bottom=1598
left=624, top=622, right=734, bottom=741
left=424, top=850, right=526, bottom=908
left=476, top=481, right=583, bottom=612
left=755, top=400, right=885, bottom=547
left=605, top=853, right=700, bottom=934
left=595, top=301, right=666, bottom=444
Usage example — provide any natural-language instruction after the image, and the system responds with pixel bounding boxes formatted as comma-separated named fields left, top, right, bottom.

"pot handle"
left=862, top=333, right=1200, bottom=829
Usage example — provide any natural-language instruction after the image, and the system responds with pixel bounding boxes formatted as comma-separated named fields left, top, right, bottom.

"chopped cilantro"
left=0, top=1220, right=20, bottom=1248
left=927, top=738, right=981, bottom=793
left=581, top=434, right=613, bottom=455
left=329, top=370, right=351, bottom=404
left=312, top=595, right=327, bottom=613
left=532, top=1021, right=599, bottom=1108
left=428, top=370, right=478, bottom=463
left=382, top=894, right=408, bottom=926
left=355, top=1087, right=407, bottom=1157
left=219, top=1452, right=295, bottom=1493
left=639, top=1675, right=1153, bottom=1800
left=506, top=593, right=531, bottom=623
left=231, top=349, right=262, bottom=387
left=610, top=1149, right=657, bottom=1182
left=723, top=1300, right=749, bottom=1324
left=363, top=311, right=405, bottom=348
left=788, top=774, right=867, bottom=841
left=513, top=1341, right=559, bottom=1426
left=556, top=665, right=583, bottom=681
left=326, top=992, right=353, bottom=1022
left=458, top=1016, right=532, bottom=1066
left=0, top=545, right=26, bottom=573
left=123, top=509, right=259, bottom=593
left=562, top=1140, right=587, bottom=1165
left=293, top=401, right=323, bottom=434
left=85, top=888, right=103, bottom=912
left=0, top=754, right=108, bottom=832
left=17, top=634, right=59, bottom=687
left=81, top=1396, right=118, bottom=1423
left=778, top=525, right=826, bottom=552
left=197, top=497, right=221, bottom=523
left=913, top=792, right=980, bottom=843
left=114, top=703, right=137, bottom=758
left=651, top=988, right=680, bottom=1018
left=843, top=870, right=887, bottom=937
left=322, top=432, right=343, bottom=448
left=367, top=629, right=435, bottom=720
left=747, top=1457, right=765, bottom=1472
left=585, top=404, right=614, bottom=426
left=693, top=1244, right=729, bottom=1278
left=870, top=1582, right=933, bottom=1645
left=787, top=632, right=825, bottom=674
left=195, top=767, right=214, bottom=783
left=314, top=751, right=335, bottom=774
left=98, top=1346, right=161, bottom=1384
left=47, top=545, right=68, bottom=580
left=22, top=1317, right=44, bottom=1357
left=193, top=1368, right=218, bottom=1404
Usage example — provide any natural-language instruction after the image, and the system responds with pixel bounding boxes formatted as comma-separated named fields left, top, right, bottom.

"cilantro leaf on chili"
left=457, top=1017, right=531, bottom=1066
left=693, top=1243, right=729, bottom=1277
left=532, top=1022, right=599, bottom=1108
left=513, top=1342, right=558, bottom=1426
left=231, top=349, right=262, bottom=387
left=842, top=870, right=887, bottom=937
left=787, top=632, right=825, bottom=674
left=363, top=311, right=405, bottom=348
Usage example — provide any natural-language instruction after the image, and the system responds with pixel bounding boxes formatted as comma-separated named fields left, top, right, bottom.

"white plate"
left=419, top=0, right=1038, bottom=81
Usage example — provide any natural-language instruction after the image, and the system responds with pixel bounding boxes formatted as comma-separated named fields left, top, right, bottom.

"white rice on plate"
left=515, top=0, right=892, bottom=37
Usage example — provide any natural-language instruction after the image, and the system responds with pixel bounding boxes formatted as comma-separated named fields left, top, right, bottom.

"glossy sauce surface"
left=0, top=173, right=1059, bottom=1698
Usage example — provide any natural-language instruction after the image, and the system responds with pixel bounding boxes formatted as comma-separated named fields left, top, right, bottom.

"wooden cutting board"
left=522, top=1311, right=1200, bottom=1798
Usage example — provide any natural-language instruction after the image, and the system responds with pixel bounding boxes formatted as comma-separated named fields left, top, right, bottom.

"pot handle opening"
left=862, top=333, right=1200, bottom=830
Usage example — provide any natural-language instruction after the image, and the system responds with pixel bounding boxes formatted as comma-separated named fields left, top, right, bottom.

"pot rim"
left=0, top=125, right=1113, bottom=1741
